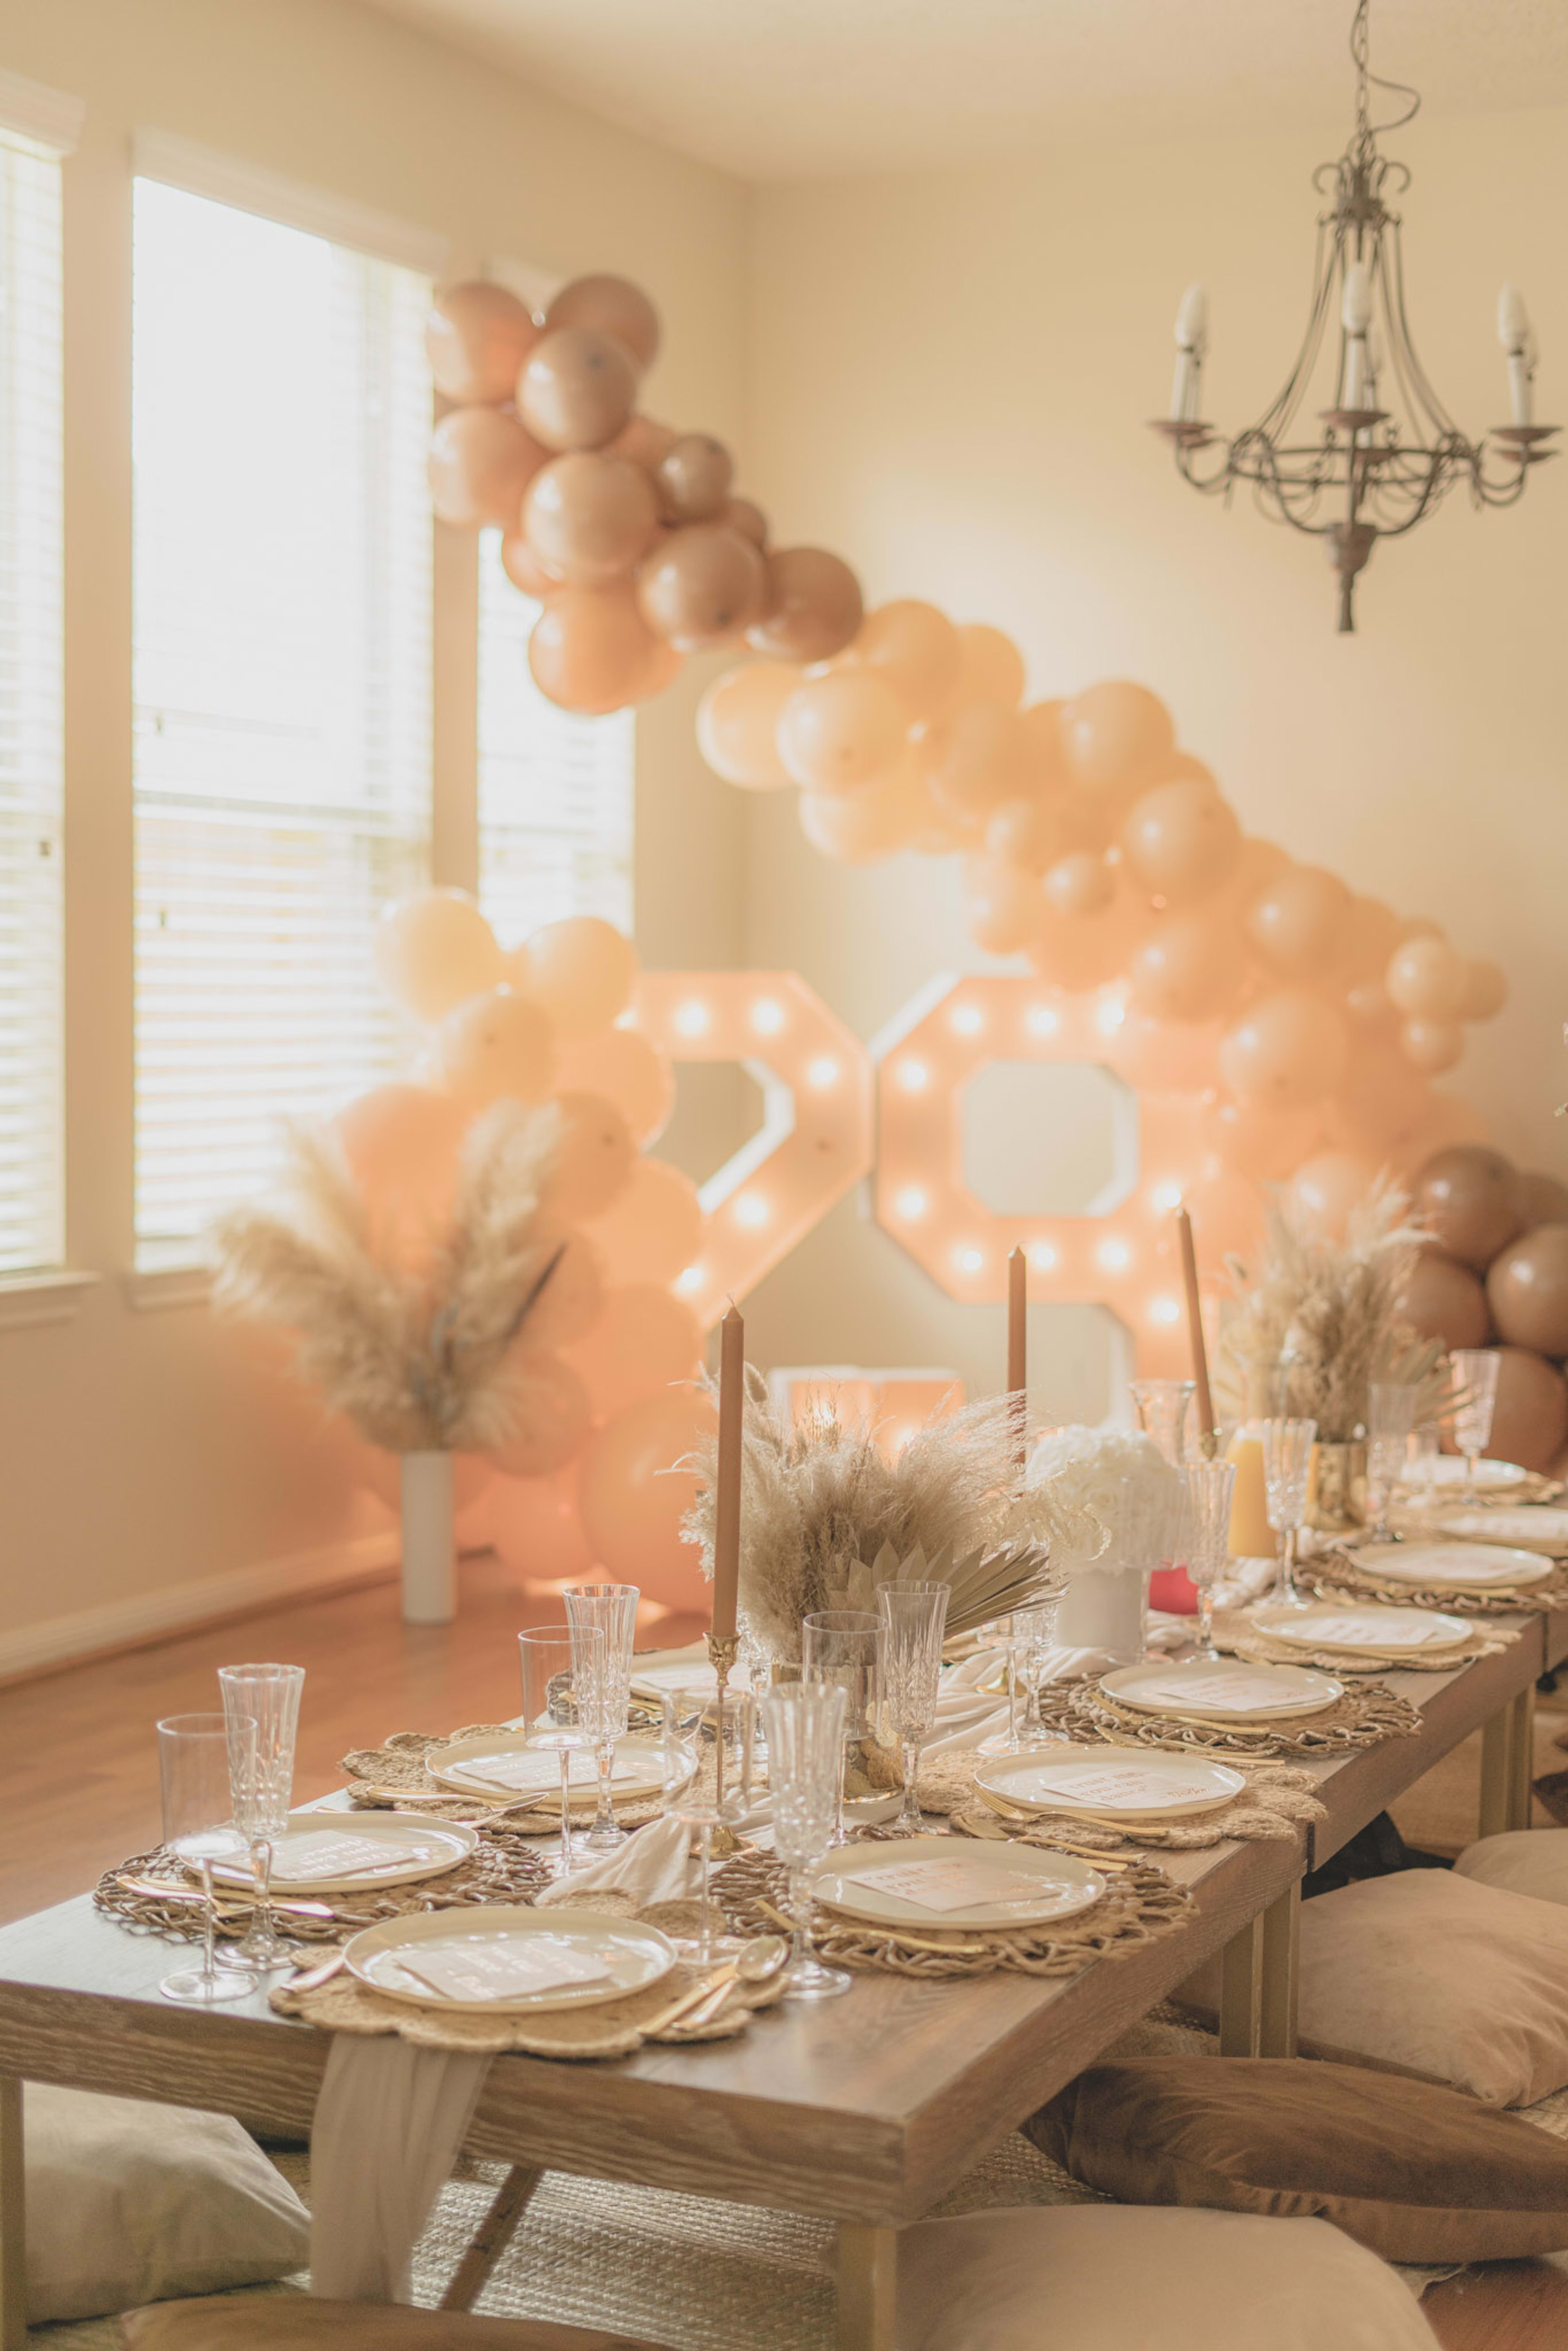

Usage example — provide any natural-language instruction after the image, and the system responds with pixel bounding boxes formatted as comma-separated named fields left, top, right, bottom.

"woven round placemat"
left=1213, top=1607, right=1515, bottom=1676
left=1387, top=1504, right=1568, bottom=1560
left=712, top=1846, right=1191, bottom=1980
left=1029, top=1674, right=1421, bottom=1758
left=1308, top=1549, right=1568, bottom=1617
left=918, top=1746, right=1324, bottom=1854
left=93, top=1833, right=552, bottom=1946
left=340, top=1725, right=666, bottom=1834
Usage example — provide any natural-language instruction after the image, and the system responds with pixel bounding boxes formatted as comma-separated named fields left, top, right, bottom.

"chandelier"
left=1150, top=0, right=1556, bottom=632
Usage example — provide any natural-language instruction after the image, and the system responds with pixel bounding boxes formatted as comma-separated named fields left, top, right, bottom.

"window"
left=475, top=533, right=635, bottom=949
left=131, top=171, right=434, bottom=1256
left=0, top=123, right=65, bottom=1273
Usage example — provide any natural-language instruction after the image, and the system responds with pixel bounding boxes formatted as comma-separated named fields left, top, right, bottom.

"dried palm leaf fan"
left=681, top=1375, right=1091, bottom=1665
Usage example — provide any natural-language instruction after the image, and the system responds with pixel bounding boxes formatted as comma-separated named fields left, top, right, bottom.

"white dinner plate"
left=809, top=1834, right=1104, bottom=1931
left=345, top=1904, right=677, bottom=2012
left=209, top=1809, right=477, bottom=1894
left=1348, top=1538, right=1553, bottom=1590
left=1410, top=1509, right=1568, bottom=1556
left=1100, top=1658, right=1343, bottom=1723
left=628, top=1659, right=757, bottom=1700
left=1249, top=1602, right=1473, bottom=1656
left=974, top=1749, right=1246, bottom=1822
left=1412, top=1455, right=1530, bottom=1491
left=429, top=1733, right=671, bottom=1801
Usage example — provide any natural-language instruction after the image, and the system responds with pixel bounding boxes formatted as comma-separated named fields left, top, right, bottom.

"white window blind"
left=131, top=176, right=433, bottom=1256
left=0, top=129, right=65, bottom=1274
left=476, top=528, right=634, bottom=950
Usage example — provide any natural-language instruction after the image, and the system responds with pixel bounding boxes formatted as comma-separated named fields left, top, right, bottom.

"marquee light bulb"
left=1025, top=1004, right=1060, bottom=1038
left=673, top=998, right=711, bottom=1038
left=898, top=1059, right=929, bottom=1092
left=957, top=1245, right=985, bottom=1274
left=1152, top=1181, right=1183, bottom=1213
left=807, top=1056, right=840, bottom=1088
left=732, top=1194, right=770, bottom=1228
left=1094, top=994, right=1127, bottom=1036
left=751, top=998, right=785, bottom=1035
left=675, top=1264, right=705, bottom=1294
left=1097, top=1237, right=1131, bottom=1272
left=1029, top=1242, right=1058, bottom=1271
left=1150, top=1296, right=1181, bottom=1324
left=949, top=1003, right=984, bottom=1036
left=895, top=1187, right=928, bottom=1221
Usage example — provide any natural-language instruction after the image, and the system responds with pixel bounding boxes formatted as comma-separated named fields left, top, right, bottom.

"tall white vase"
left=1054, top=1564, right=1148, bottom=1665
left=401, top=1449, right=455, bottom=1625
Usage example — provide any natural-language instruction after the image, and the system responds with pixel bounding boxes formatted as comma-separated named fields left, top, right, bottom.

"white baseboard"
left=0, top=1530, right=402, bottom=1682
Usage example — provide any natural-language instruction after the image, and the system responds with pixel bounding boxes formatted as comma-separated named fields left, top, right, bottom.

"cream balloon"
left=1059, top=681, right=1176, bottom=790
left=850, top=600, right=963, bottom=720
left=557, top=1027, right=674, bottom=1147
left=428, top=407, right=548, bottom=530
left=1129, top=908, right=1247, bottom=1022
left=374, top=889, right=503, bottom=1023
left=920, top=702, right=1034, bottom=822
left=1120, top=780, right=1242, bottom=903
left=1218, top=990, right=1348, bottom=1110
left=962, top=856, right=1043, bottom=956
left=433, top=987, right=556, bottom=1108
left=984, top=794, right=1069, bottom=875
left=1041, top=851, right=1114, bottom=918
left=1203, top=1096, right=1323, bottom=1183
left=1386, top=934, right=1467, bottom=1020
left=576, top=1386, right=717, bottom=1608
left=565, top=1284, right=703, bottom=1421
left=1399, top=1016, right=1464, bottom=1076
left=517, top=916, right=637, bottom=1040
left=1244, top=866, right=1352, bottom=982
left=585, top=1156, right=702, bottom=1286
left=799, top=762, right=926, bottom=862
left=487, top=1350, right=594, bottom=1480
left=540, top=1092, right=636, bottom=1221
left=518, top=1226, right=605, bottom=1352
left=1287, top=1150, right=1382, bottom=1241
left=951, top=624, right=1025, bottom=711
left=696, top=663, right=800, bottom=791
left=776, top=669, right=908, bottom=793
left=1460, top=959, right=1508, bottom=1023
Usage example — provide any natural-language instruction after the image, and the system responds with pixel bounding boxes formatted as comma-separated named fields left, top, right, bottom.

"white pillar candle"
left=1341, top=260, right=1374, bottom=410
left=1498, top=283, right=1535, bottom=426
left=1169, top=283, right=1208, bottom=421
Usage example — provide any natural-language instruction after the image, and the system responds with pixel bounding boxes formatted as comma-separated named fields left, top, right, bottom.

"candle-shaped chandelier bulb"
left=1340, top=258, right=1374, bottom=410
left=1498, top=283, right=1535, bottom=426
left=1169, top=283, right=1208, bottom=423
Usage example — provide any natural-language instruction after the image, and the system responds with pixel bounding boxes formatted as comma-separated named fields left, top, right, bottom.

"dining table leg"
left=1507, top=1683, right=1536, bottom=1832
left=1218, top=1913, right=1262, bottom=2056
left=1258, top=1881, right=1300, bottom=2059
left=0, top=2076, right=24, bottom=2351
left=837, top=2222, right=898, bottom=2351
left=1480, top=1683, right=1534, bottom=1839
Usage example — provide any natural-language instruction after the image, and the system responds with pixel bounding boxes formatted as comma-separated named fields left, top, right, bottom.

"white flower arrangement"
left=1025, top=1426, right=1180, bottom=1575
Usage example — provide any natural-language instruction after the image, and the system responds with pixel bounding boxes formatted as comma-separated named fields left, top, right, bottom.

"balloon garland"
left=426, top=271, right=1508, bottom=1197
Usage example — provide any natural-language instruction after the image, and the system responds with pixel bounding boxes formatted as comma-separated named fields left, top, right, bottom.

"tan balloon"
left=527, top=584, right=661, bottom=713
left=637, top=524, right=765, bottom=651
left=517, top=326, right=637, bottom=453
left=1129, top=909, right=1247, bottom=1023
left=777, top=669, right=908, bottom=793
left=608, top=414, right=679, bottom=471
left=1244, top=865, right=1352, bottom=981
left=1410, top=1145, right=1525, bottom=1271
left=1060, top=681, right=1176, bottom=790
left=374, top=888, right=503, bottom=1023
left=543, top=273, right=660, bottom=372
left=1486, top=1344, right=1568, bottom=1473
left=1399, top=1016, right=1463, bottom=1076
left=1397, top=1248, right=1494, bottom=1350
left=697, top=662, right=800, bottom=790
left=1042, top=850, right=1114, bottom=917
left=557, top=1027, right=674, bottom=1146
left=747, top=548, right=864, bottom=662
left=428, top=406, right=548, bottom=528
left=920, top=701, right=1034, bottom=821
left=1386, top=934, right=1466, bottom=1019
left=522, top=452, right=658, bottom=586
left=1487, top=1225, right=1568, bottom=1356
left=1521, top=1172, right=1568, bottom=1226
left=799, top=762, right=926, bottom=862
left=539, top=1092, right=636, bottom=1221
left=984, top=794, right=1069, bottom=874
left=500, top=530, right=561, bottom=598
left=426, top=282, right=539, bottom=405
left=724, top=497, right=768, bottom=548
left=434, top=987, right=556, bottom=1107
left=1460, top=958, right=1508, bottom=1023
left=1120, top=780, right=1242, bottom=903
left=851, top=601, right=963, bottom=720
left=1218, top=989, right=1348, bottom=1110
left=1286, top=1150, right=1381, bottom=1241
left=1203, top=1096, right=1322, bottom=1183
left=585, top=1155, right=702, bottom=1286
left=519, top=915, right=637, bottom=1039
left=488, top=1350, right=594, bottom=1480
left=655, top=433, right=733, bottom=524
left=951, top=624, right=1025, bottom=711
left=962, top=856, right=1043, bottom=955
left=630, top=638, right=684, bottom=703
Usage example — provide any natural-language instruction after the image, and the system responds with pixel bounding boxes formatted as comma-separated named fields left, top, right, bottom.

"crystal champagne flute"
left=218, top=1662, right=304, bottom=1970
left=157, top=1714, right=259, bottom=2005
left=1450, top=1350, right=1501, bottom=1500
left=761, top=1682, right=851, bottom=2001
left=1184, top=1456, right=1238, bottom=1659
left=519, top=1625, right=601, bottom=1881
left=1261, top=1416, right=1317, bottom=1608
left=802, top=1609, right=882, bottom=1843
left=1364, top=1382, right=1417, bottom=1541
left=659, top=1682, right=755, bottom=1965
left=562, top=1583, right=640, bottom=1850
left=876, top=1581, right=949, bottom=1834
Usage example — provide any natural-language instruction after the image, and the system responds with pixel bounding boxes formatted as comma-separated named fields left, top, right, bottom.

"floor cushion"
left=25, top=2086, right=308, bottom=2322
left=894, top=2206, right=1440, bottom=2349
left=121, top=2298, right=662, bottom=2350
left=1455, top=1828, right=1568, bottom=1906
left=1024, top=2054, right=1568, bottom=2261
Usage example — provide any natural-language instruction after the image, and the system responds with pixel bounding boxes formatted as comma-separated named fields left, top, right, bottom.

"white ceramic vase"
left=400, top=1448, right=455, bottom=1625
left=1053, top=1562, right=1148, bottom=1665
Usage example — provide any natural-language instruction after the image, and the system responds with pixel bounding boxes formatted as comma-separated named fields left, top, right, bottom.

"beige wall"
left=738, top=107, right=1568, bottom=1413
left=0, top=0, right=748, bottom=1666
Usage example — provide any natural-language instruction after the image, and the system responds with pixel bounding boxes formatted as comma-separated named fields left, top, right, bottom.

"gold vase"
left=1307, top=1439, right=1367, bottom=1535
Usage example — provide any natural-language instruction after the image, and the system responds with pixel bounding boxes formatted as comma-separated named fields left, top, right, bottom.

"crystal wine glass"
left=157, top=1714, right=259, bottom=2005
left=218, top=1662, right=304, bottom=1971
left=1364, top=1382, right=1418, bottom=1540
left=761, top=1682, right=851, bottom=2002
left=519, top=1624, right=602, bottom=1881
left=1012, top=1596, right=1062, bottom=1742
left=1261, top=1417, right=1317, bottom=1608
left=876, top=1581, right=949, bottom=1833
left=562, top=1583, right=640, bottom=1850
left=1130, top=1379, right=1196, bottom=1467
left=975, top=1614, right=1021, bottom=1757
left=802, top=1609, right=882, bottom=1843
left=1183, top=1456, right=1238, bottom=1659
left=659, top=1683, right=755, bottom=1964
left=1450, top=1350, right=1502, bottom=1500
left=1405, top=1419, right=1440, bottom=1502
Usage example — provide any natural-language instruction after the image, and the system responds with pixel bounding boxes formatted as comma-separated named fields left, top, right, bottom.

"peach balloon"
left=1486, top=1344, right=1568, bottom=1472
left=1203, top=1096, right=1322, bottom=1183
left=1386, top=934, right=1466, bottom=1020
left=488, top=1350, right=594, bottom=1480
left=1218, top=989, right=1348, bottom=1110
left=1521, top=1172, right=1568, bottom=1226
left=519, top=915, right=637, bottom=1040
left=543, top=274, right=660, bottom=372
left=851, top=600, right=963, bottom=720
left=356, top=1444, right=495, bottom=1518
left=428, top=407, right=549, bottom=529
left=1487, top=1225, right=1568, bottom=1357
left=557, top=1027, right=674, bottom=1146
left=585, top=1155, right=702, bottom=1286
left=1243, top=866, right=1352, bottom=983
left=576, top=1386, right=717, bottom=1608
left=1129, top=909, right=1247, bottom=1023
left=1335, top=896, right=1402, bottom=984
left=374, top=888, right=503, bottom=1023
left=724, top=496, right=769, bottom=548
left=517, top=326, right=637, bottom=453
left=426, top=282, right=539, bottom=406
left=1344, top=978, right=1396, bottom=1034
left=1107, top=1009, right=1222, bottom=1096
left=777, top=669, right=908, bottom=793
left=984, top=794, right=1068, bottom=875
left=1183, top=1162, right=1267, bottom=1262
left=1018, top=700, right=1069, bottom=789
left=566, top=1284, right=703, bottom=1421
left=1397, top=1248, right=1493, bottom=1350
left=1027, top=889, right=1151, bottom=991
left=488, top=1466, right=597, bottom=1586
left=521, top=1226, right=605, bottom=1352
left=1327, top=1042, right=1433, bottom=1157
left=433, top=987, right=556, bottom=1108
left=747, top=548, right=863, bottom=663
left=951, top=624, right=1025, bottom=711
left=799, top=762, right=925, bottom=863
left=528, top=584, right=662, bottom=714
left=1042, top=851, right=1114, bottom=918
left=1287, top=1150, right=1381, bottom=1241
left=522, top=452, right=659, bottom=587
left=696, top=663, right=800, bottom=790
left=1060, top=681, right=1176, bottom=790
left=921, top=702, right=1034, bottom=821
left=540, top=1092, right=636, bottom=1220
left=609, top=414, right=679, bottom=471
left=500, top=530, right=561, bottom=598
left=655, top=434, right=733, bottom=524
left=1411, top=1145, right=1525, bottom=1271
left=1460, top=958, right=1508, bottom=1023
left=1399, top=1016, right=1463, bottom=1076
left=636, top=525, right=766, bottom=651
left=1120, top=780, right=1242, bottom=904
left=962, top=856, right=1042, bottom=956
left=336, top=1084, right=470, bottom=1268
left=630, top=638, right=685, bottom=704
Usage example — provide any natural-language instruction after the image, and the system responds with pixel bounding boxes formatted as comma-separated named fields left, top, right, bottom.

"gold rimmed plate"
left=429, top=1733, right=671, bottom=1802
left=974, top=1749, right=1246, bottom=1823
left=345, top=1904, right=677, bottom=2013
left=1350, top=1538, right=1554, bottom=1589
left=809, top=1834, right=1104, bottom=1932
left=209, top=1809, right=476, bottom=1894
left=1250, top=1602, right=1472, bottom=1658
left=1100, top=1658, right=1343, bottom=1724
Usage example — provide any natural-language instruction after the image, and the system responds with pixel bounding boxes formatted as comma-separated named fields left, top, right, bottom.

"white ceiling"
left=363, top=0, right=1568, bottom=181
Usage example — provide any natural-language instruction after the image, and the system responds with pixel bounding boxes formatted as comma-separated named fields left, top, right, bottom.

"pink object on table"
left=1148, top=1563, right=1200, bottom=1615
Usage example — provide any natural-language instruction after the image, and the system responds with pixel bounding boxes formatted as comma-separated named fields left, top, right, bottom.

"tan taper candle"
left=712, top=1302, right=743, bottom=1645
left=1007, top=1244, right=1027, bottom=1464
left=1174, top=1206, right=1216, bottom=1444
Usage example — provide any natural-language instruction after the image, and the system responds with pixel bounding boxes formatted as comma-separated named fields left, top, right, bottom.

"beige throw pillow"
left=1455, top=1829, right=1568, bottom=1907
left=26, top=2086, right=307, bottom=2322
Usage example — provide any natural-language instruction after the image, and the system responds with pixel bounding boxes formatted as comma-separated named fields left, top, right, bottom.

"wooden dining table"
left=0, top=1607, right=1559, bottom=2351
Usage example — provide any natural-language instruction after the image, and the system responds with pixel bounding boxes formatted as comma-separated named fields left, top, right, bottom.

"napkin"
left=310, top=2036, right=490, bottom=2302
left=535, top=1810, right=695, bottom=1908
